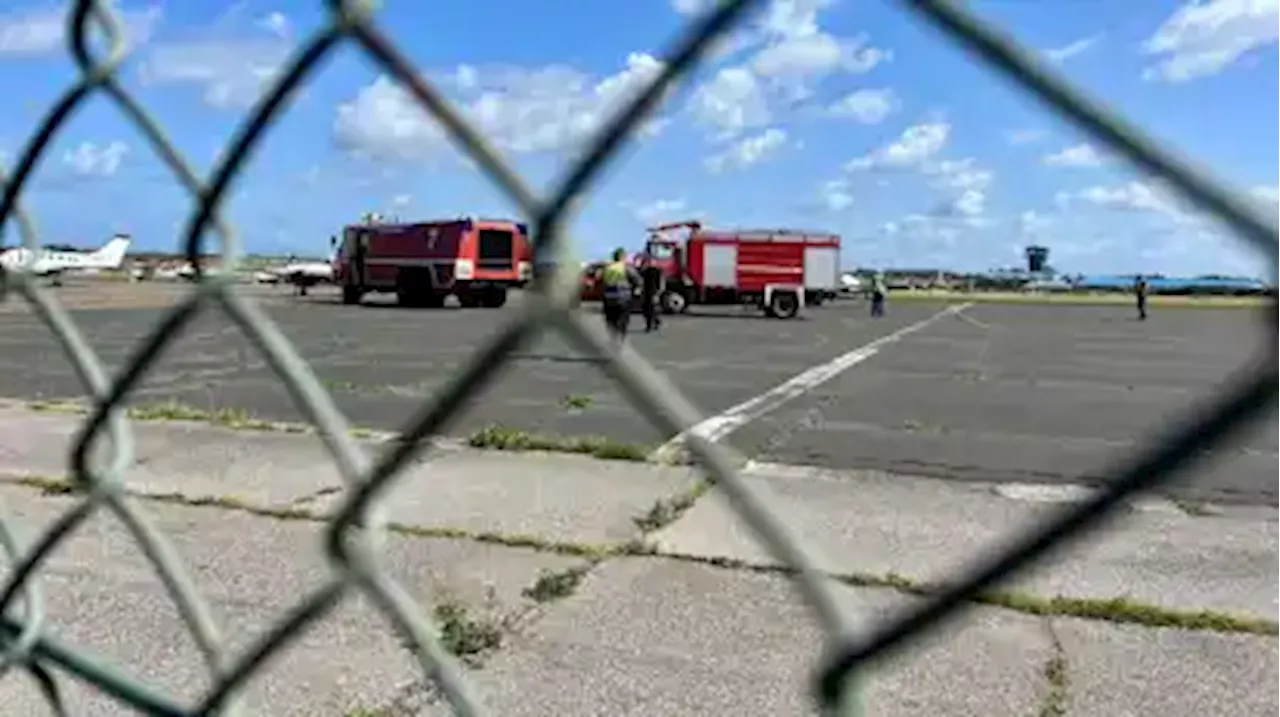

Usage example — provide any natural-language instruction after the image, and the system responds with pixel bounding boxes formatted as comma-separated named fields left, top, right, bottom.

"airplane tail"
left=91, top=235, right=131, bottom=268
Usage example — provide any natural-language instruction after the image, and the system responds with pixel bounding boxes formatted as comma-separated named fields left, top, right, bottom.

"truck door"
left=351, top=228, right=369, bottom=287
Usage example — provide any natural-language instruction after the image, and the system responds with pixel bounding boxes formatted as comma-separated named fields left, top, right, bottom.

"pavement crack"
left=632, top=478, right=713, bottom=533
left=5, top=474, right=1274, bottom=637
left=1035, top=619, right=1070, bottom=717
left=286, top=485, right=343, bottom=509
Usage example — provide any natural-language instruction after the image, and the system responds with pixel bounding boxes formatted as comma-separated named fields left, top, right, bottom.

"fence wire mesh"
left=0, top=0, right=1275, bottom=715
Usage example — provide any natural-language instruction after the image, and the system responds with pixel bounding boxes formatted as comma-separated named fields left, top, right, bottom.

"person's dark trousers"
left=602, top=299, right=629, bottom=341
left=642, top=291, right=661, bottom=332
left=870, top=292, right=885, bottom=318
left=1137, top=296, right=1147, bottom=320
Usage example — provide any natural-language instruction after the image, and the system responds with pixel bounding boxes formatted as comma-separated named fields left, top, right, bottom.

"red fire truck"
left=333, top=218, right=533, bottom=308
left=632, top=220, right=841, bottom=319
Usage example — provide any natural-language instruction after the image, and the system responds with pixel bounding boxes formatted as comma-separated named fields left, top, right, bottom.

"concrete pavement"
left=0, top=407, right=1274, bottom=716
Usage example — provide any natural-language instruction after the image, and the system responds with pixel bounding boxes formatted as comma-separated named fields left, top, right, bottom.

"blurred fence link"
left=0, top=0, right=1274, bottom=715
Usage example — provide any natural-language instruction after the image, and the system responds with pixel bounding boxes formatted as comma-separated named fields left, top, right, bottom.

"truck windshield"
left=478, top=228, right=514, bottom=269
left=647, top=242, right=676, bottom=260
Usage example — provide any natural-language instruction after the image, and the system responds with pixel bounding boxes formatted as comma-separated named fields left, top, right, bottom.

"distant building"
left=1025, top=245, right=1049, bottom=273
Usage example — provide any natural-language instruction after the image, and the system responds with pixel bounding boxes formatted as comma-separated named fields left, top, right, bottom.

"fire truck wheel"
left=457, top=292, right=481, bottom=308
left=341, top=286, right=361, bottom=305
left=768, top=291, right=800, bottom=319
left=660, top=289, right=687, bottom=314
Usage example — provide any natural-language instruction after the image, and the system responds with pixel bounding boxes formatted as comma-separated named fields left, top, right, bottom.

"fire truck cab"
left=640, top=221, right=841, bottom=319
left=334, top=218, right=533, bottom=308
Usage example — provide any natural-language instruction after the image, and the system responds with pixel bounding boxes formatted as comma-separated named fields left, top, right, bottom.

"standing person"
left=600, top=247, right=640, bottom=344
left=869, top=272, right=887, bottom=318
left=1134, top=274, right=1149, bottom=321
left=639, top=250, right=664, bottom=333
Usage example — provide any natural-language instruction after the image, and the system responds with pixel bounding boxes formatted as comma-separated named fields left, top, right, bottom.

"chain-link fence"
left=0, top=0, right=1275, bottom=715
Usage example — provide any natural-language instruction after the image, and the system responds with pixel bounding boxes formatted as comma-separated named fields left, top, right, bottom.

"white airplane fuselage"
left=0, top=235, right=131, bottom=280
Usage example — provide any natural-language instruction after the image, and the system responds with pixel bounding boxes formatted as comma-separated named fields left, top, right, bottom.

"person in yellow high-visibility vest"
left=601, top=247, right=640, bottom=343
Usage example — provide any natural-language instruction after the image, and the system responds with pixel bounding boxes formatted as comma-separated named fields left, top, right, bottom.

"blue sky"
left=0, top=0, right=1275, bottom=277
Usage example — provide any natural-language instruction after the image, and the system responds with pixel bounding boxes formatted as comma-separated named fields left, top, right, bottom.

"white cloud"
left=704, top=127, right=788, bottom=173
left=1043, top=34, right=1102, bottom=63
left=1246, top=184, right=1280, bottom=221
left=826, top=88, right=897, bottom=124
left=758, top=0, right=855, bottom=41
left=949, top=189, right=986, bottom=217
left=895, top=213, right=964, bottom=246
left=256, top=11, right=291, bottom=40
left=751, top=31, right=889, bottom=79
left=335, top=52, right=669, bottom=162
left=1077, top=182, right=1168, bottom=211
left=818, top=178, right=853, bottom=210
left=690, top=66, right=772, bottom=137
left=625, top=198, right=688, bottom=224
left=0, top=3, right=161, bottom=57
left=670, top=0, right=712, bottom=15
left=1069, top=180, right=1194, bottom=222
left=1043, top=143, right=1106, bottom=168
left=1006, top=128, right=1046, bottom=146
left=1249, top=184, right=1279, bottom=205
left=63, top=140, right=128, bottom=178
left=1019, top=210, right=1052, bottom=237
left=1142, top=0, right=1280, bottom=82
left=138, top=12, right=294, bottom=109
left=684, top=0, right=891, bottom=137
left=390, top=193, right=411, bottom=208
left=925, top=157, right=994, bottom=192
left=845, top=122, right=950, bottom=171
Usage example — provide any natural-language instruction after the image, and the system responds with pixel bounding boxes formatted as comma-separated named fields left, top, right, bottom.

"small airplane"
left=255, top=255, right=335, bottom=295
left=0, top=234, right=131, bottom=285
left=1022, top=276, right=1075, bottom=293
left=838, top=271, right=864, bottom=295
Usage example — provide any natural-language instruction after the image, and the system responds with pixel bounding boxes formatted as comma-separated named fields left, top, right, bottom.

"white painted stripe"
left=654, top=302, right=972, bottom=455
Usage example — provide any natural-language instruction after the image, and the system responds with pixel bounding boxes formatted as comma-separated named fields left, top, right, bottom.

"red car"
left=579, top=261, right=607, bottom=303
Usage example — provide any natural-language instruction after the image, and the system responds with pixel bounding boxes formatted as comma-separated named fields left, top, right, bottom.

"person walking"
left=1134, top=274, right=1149, bottom=321
left=639, top=250, right=664, bottom=333
left=600, top=247, right=640, bottom=344
left=869, top=272, right=887, bottom=318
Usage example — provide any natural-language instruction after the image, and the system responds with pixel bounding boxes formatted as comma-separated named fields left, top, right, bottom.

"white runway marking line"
left=654, top=302, right=975, bottom=455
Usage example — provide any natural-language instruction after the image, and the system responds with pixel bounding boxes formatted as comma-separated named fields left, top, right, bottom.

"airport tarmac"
left=0, top=280, right=1274, bottom=504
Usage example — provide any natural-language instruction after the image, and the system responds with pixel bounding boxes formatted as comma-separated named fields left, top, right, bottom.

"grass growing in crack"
left=560, top=393, right=593, bottom=411
left=1038, top=652, right=1069, bottom=717
left=7, top=472, right=1273, bottom=638
left=1172, top=498, right=1217, bottom=516
left=467, top=423, right=650, bottom=461
left=973, top=592, right=1278, bottom=634
left=432, top=596, right=507, bottom=665
left=127, top=400, right=278, bottom=431
left=522, top=565, right=591, bottom=603
left=633, top=480, right=712, bottom=532
left=15, top=474, right=79, bottom=495
left=24, top=397, right=389, bottom=440
left=321, top=378, right=361, bottom=393
left=27, top=399, right=87, bottom=414
left=651, top=549, right=1280, bottom=636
